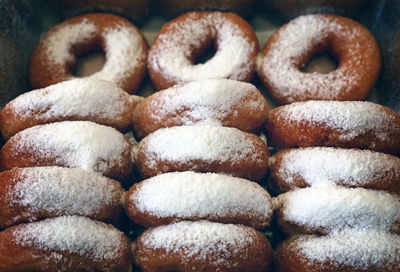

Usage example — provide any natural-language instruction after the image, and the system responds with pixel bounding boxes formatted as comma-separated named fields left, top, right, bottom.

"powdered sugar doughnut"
left=0, top=216, right=132, bottom=272
left=125, top=171, right=273, bottom=229
left=274, top=230, right=400, bottom=272
left=132, top=79, right=268, bottom=138
left=256, top=14, right=381, bottom=104
left=266, top=101, right=400, bottom=154
left=0, top=78, right=144, bottom=139
left=275, top=184, right=400, bottom=236
left=0, top=121, right=132, bottom=181
left=134, top=221, right=272, bottom=272
left=269, top=147, right=400, bottom=193
left=29, top=13, right=148, bottom=93
left=0, top=167, right=124, bottom=229
left=133, top=125, right=269, bottom=181
left=148, top=11, right=259, bottom=90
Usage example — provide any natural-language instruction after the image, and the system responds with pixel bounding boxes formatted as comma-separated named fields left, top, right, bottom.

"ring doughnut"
left=0, top=78, right=144, bottom=139
left=134, top=220, right=272, bottom=272
left=148, top=11, right=259, bottom=90
left=256, top=14, right=381, bottom=104
left=0, top=216, right=132, bottom=272
left=0, top=121, right=132, bottom=181
left=269, top=147, right=400, bottom=193
left=124, top=171, right=273, bottom=229
left=265, top=101, right=400, bottom=154
left=133, top=125, right=269, bottom=181
left=274, top=230, right=400, bottom=272
left=132, top=79, right=268, bottom=138
left=29, top=13, right=148, bottom=93
left=0, top=167, right=124, bottom=229
left=275, top=184, right=400, bottom=235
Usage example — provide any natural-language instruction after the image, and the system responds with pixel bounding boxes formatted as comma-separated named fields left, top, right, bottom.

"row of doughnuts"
left=27, top=11, right=381, bottom=105
left=266, top=101, right=400, bottom=271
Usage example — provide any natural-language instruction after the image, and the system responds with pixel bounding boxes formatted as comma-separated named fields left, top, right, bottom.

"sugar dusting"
left=148, top=79, right=265, bottom=125
left=275, top=147, right=400, bottom=187
left=132, top=171, right=271, bottom=224
left=257, top=15, right=373, bottom=102
left=149, top=12, right=256, bottom=83
left=278, top=101, right=397, bottom=141
left=277, top=184, right=400, bottom=232
left=141, top=221, right=257, bottom=265
left=13, top=216, right=126, bottom=260
left=12, top=121, right=128, bottom=174
left=139, top=125, right=263, bottom=168
left=10, top=167, right=122, bottom=216
left=9, top=78, right=128, bottom=121
left=296, top=230, right=400, bottom=269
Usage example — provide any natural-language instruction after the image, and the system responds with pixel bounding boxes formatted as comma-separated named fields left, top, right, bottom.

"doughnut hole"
left=74, top=50, right=106, bottom=77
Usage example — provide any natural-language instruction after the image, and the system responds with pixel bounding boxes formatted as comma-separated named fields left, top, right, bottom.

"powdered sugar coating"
left=295, top=230, right=400, bottom=270
left=257, top=14, right=380, bottom=103
left=138, top=125, right=264, bottom=167
left=277, top=184, right=400, bottom=233
left=148, top=12, right=257, bottom=89
left=278, top=100, right=397, bottom=141
left=5, top=121, right=130, bottom=176
left=130, top=171, right=272, bottom=228
left=139, top=221, right=259, bottom=265
left=273, top=147, right=400, bottom=189
left=13, top=216, right=127, bottom=261
left=9, top=166, right=122, bottom=218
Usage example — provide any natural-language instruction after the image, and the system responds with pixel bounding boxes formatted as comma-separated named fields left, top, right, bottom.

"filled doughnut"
left=0, top=78, right=144, bottom=139
left=134, top=220, right=272, bottom=272
left=0, top=166, right=124, bottom=229
left=269, top=147, right=400, bottom=193
left=133, top=125, right=269, bottom=181
left=256, top=14, right=381, bottom=104
left=274, top=230, right=400, bottom=272
left=0, top=121, right=132, bottom=181
left=132, top=79, right=268, bottom=138
left=275, top=184, right=400, bottom=236
left=157, top=0, right=256, bottom=18
left=29, top=13, right=148, bottom=94
left=148, top=11, right=259, bottom=90
left=265, top=101, right=400, bottom=154
left=125, top=171, right=272, bottom=229
left=0, top=216, right=132, bottom=272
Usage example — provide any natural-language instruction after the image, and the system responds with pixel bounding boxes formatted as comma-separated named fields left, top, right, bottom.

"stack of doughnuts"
left=266, top=100, right=400, bottom=271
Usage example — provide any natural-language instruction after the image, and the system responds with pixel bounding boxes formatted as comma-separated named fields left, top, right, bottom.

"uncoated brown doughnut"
left=257, top=14, right=381, bottom=104
left=148, top=11, right=259, bottom=90
left=265, top=101, right=400, bottom=154
left=29, top=13, right=148, bottom=94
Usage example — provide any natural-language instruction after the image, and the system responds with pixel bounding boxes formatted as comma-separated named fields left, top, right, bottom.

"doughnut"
left=275, top=184, right=400, bottom=236
left=265, top=101, right=400, bottom=154
left=133, top=125, right=269, bottom=181
left=132, top=79, right=268, bottom=139
left=0, top=121, right=132, bottom=181
left=134, top=220, right=272, bottom=272
left=256, top=14, right=381, bottom=104
left=269, top=147, right=400, bottom=193
left=29, top=13, right=148, bottom=94
left=0, top=78, right=144, bottom=139
left=157, top=0, right=256, bottom=18
left=148, top=11, right=259, bottom=90
left=274, top=230, right=400, bottom=272
left=46, top=0, right=151, bottom=22
left=0, top=216, right=132, bottom=272
left=0, top=166, right=124, bottom=229
left=124, top=171, right=273, bottom=229
left=265, top=0, right=364, bottom=19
